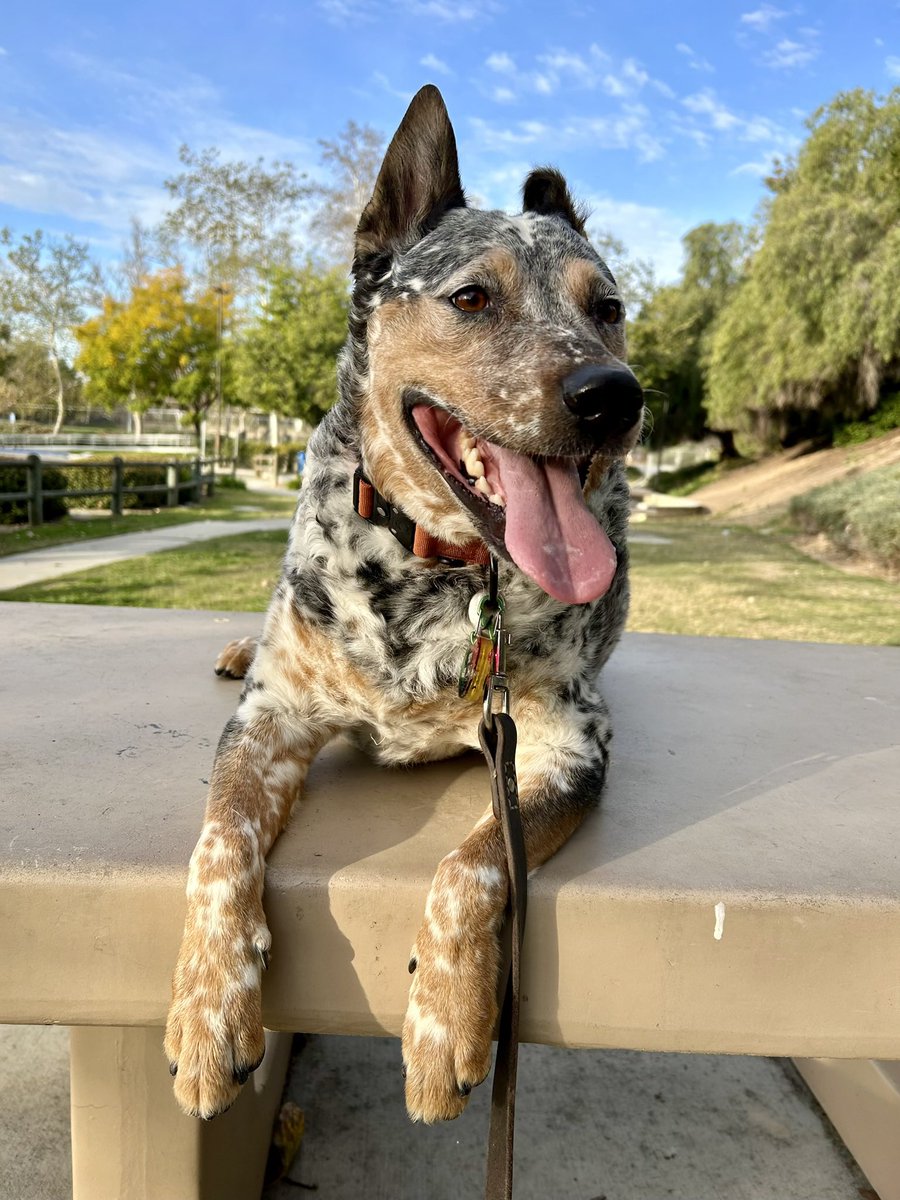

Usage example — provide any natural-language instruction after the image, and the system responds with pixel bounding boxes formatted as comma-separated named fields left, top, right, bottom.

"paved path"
left=0, top=518, right=292, bottom=590
left=0, top=507, right=668, bottom=592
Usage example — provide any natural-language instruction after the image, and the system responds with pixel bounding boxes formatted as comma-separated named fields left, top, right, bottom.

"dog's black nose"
left=562, top=364, right=644, bottom=428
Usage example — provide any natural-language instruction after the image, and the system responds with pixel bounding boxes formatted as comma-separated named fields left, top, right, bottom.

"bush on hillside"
left=833, top=393, right=900, bottom=447
left=790, top=466, right=900, bottom=571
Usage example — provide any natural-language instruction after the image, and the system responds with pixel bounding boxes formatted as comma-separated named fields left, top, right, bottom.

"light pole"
left=213, top=285, right=227, bottom=459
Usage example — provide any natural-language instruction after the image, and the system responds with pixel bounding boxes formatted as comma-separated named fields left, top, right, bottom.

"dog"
left=165, top=84, right=644, bottom=1125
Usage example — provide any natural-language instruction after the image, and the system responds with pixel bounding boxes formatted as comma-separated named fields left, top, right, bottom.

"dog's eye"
left=594, top=299, right=622, bottom=325
left=451, top=287, right=490, bottom=313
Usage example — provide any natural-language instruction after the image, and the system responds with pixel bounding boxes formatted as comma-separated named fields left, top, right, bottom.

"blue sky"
left=1, top=0, right=898, bottom=282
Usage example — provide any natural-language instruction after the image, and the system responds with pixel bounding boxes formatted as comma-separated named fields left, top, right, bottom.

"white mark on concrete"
left=713, top=902, right=725, bottom=941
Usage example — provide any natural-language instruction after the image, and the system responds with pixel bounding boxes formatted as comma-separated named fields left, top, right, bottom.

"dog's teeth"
left=460, top=434, right=476, bottom=451
left=475, top=477, right=491, bottom=496
left=489, top=493, right=505, bottom=507
left=468, top=458, right=485, bottom=479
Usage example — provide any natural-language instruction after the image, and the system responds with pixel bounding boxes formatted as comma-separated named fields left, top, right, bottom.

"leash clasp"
left=482, top=608, right=511, bottom=725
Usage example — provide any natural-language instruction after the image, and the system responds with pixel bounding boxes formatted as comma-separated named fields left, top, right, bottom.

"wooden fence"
left=0, top=455, right=236, bottom=527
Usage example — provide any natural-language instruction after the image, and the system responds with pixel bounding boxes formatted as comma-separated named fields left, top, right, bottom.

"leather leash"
left=477, top=559, right=527, bottom=1200
left=352, top=476, right=526, bottom=1195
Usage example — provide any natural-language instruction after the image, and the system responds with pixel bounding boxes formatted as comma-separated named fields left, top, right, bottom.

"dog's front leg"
left=165, top=696, right=334, bottom=1118
left=402, top=694, right=610, bottom=1123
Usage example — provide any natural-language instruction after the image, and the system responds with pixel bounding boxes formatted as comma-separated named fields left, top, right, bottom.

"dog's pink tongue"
left=491, top=447, right=617, bottom=604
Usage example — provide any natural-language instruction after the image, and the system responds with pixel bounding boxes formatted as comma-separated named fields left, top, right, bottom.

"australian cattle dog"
left=165, top=84, right=644, bottom=1125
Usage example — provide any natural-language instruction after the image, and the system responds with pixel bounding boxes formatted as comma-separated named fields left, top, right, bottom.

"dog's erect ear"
left=521, top=167, right=588, bottom=237
left=354, top=85, right=465, bottom=264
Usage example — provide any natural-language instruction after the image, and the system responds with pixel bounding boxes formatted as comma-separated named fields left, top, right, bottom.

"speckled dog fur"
left=165, top=85, right=642, bottom=1124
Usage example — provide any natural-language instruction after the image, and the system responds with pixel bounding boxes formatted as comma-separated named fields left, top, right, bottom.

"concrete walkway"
left=0, top=518, right=292, bottom=590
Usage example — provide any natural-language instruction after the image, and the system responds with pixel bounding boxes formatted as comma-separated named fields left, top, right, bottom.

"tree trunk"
left=49, top=346, right=65, bottom=436
left=132, top=409, right=143, bottom=439
left=714, top=429, right=740, bottom=459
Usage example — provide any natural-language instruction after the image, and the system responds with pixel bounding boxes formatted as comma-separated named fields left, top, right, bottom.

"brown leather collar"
left=353, top=467, right=490, bottom=567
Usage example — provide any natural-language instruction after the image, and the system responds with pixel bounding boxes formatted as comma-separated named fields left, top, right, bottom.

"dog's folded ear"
left=354, top=84, right=466, bottom=267
left=521, top=167, right=588, bottom=237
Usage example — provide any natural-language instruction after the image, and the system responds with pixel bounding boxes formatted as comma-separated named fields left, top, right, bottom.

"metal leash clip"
left=482, top=606, right=511, bottom=726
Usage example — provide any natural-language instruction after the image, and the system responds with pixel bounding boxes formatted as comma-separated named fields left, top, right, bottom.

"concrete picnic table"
left=0, top=602, right=897, bottom=1199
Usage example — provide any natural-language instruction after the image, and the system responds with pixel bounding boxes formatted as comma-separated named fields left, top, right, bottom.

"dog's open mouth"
left=409, top=401, right=618, bottom=605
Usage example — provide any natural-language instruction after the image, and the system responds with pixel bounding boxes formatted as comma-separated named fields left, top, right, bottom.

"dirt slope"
left=690, top=428, right=900, bottom=518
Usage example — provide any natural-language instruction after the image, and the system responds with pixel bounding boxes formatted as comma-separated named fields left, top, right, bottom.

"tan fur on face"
left=360, top=247, right=637, bottom=546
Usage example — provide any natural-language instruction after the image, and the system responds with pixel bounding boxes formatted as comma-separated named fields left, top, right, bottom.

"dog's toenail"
left=408, top=956, right=417, bottom=973
left=401, top=1063, right=407, bottom=1079
left=234, top=1066, right=250, bottom=1084
left=257, top=946, right=270, bottom=971
left=169, top=1061, right=178, bottom=1076
left=458, top=1081, right=472, bottom=1097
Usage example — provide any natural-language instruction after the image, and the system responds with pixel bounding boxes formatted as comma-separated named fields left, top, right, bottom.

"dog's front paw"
left=214, top=636, right=258, bottom=680
left=402, top=858, right=506, bottom=1122
left=164, top=910, right=271, bottom=1119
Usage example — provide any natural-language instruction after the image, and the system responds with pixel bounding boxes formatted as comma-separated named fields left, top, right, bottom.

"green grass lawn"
left=628, top=519, right=899, bottom=645
left=0, top=487, right=296, bottom=558
left=1, top=516, right=897, bottom=645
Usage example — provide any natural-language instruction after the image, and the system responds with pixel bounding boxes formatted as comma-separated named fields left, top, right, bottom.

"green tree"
left=706, top=88, right=900, bottom=448
left=0, top=229, right=101, bottom=434
left=160, top=145, right=310, bottom=296
left=231, top=264, right=348, bottom=424
left=0, top=323, right=13, bottom=379
left=75, top=269, right=227, bottom=439
left=590, top=230, right=656, bottom=315
left=0, top=338, right=82, bottom=419
left=628, top=221, right=749, bottom=453
left=309, top=121, right=386, bottom=269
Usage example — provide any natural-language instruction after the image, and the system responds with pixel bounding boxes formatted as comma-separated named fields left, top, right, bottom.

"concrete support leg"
left=794, top=1058, right=900, bottom=1200
left=70, top=1026, right=292, bottom=1200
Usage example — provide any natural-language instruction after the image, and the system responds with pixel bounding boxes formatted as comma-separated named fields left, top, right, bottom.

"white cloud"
left=679, top=89, right=799, bottom=158
left=492, top=86, right=516, bottom=103
left=762, top=37, right=819, bottom=69
left=583, top=195, right=689, bottom=283
left=740, top=5, right=787, bottom=32
left=471, top=104, right=665, bottom=163
left=886, top=56, right=900, bottom=79
left=682, top=90, right=741, bottom=132
left=533, top=74, right=554, bottom=95
left=400, top=0, right=488, bottom=19
left=675, top=42, right=714, bottom=73
left=0, top=57, right=315, bottom=243
left=464, top=167, right=688, bottom=281
left=372, top=71, right=414, bottom=101
left=0, top=47, right=8, bottom=57
left=420, top=53, right=452, bottom=76
left=731, top=158, right=774, bottom=177
left=486, top=51, right=516, bottom=74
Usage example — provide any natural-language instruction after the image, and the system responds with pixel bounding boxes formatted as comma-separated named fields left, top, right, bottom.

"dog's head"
left=343, top=84, right=643, bottom=605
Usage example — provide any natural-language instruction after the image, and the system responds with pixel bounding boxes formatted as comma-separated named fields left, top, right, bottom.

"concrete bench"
left=1, top=602, right=898, bottom=1200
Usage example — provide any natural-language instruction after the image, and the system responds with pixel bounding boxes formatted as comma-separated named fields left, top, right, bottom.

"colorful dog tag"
left=459, top=592, right=504, bottom=702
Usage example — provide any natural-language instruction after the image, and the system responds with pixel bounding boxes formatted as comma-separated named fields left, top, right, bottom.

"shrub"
left=214, top=474, right=247, bottom=490
left=790, top=466, right=900, bottom=571
left=63, top=461, right=195, bottom=509
left=237, top=439, right=308, bottom=472
left=833, top=393, right=900, bottom=447
left=644, top=458, right=745, bottom=496
left=0, top=461, right=69, bottom=524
